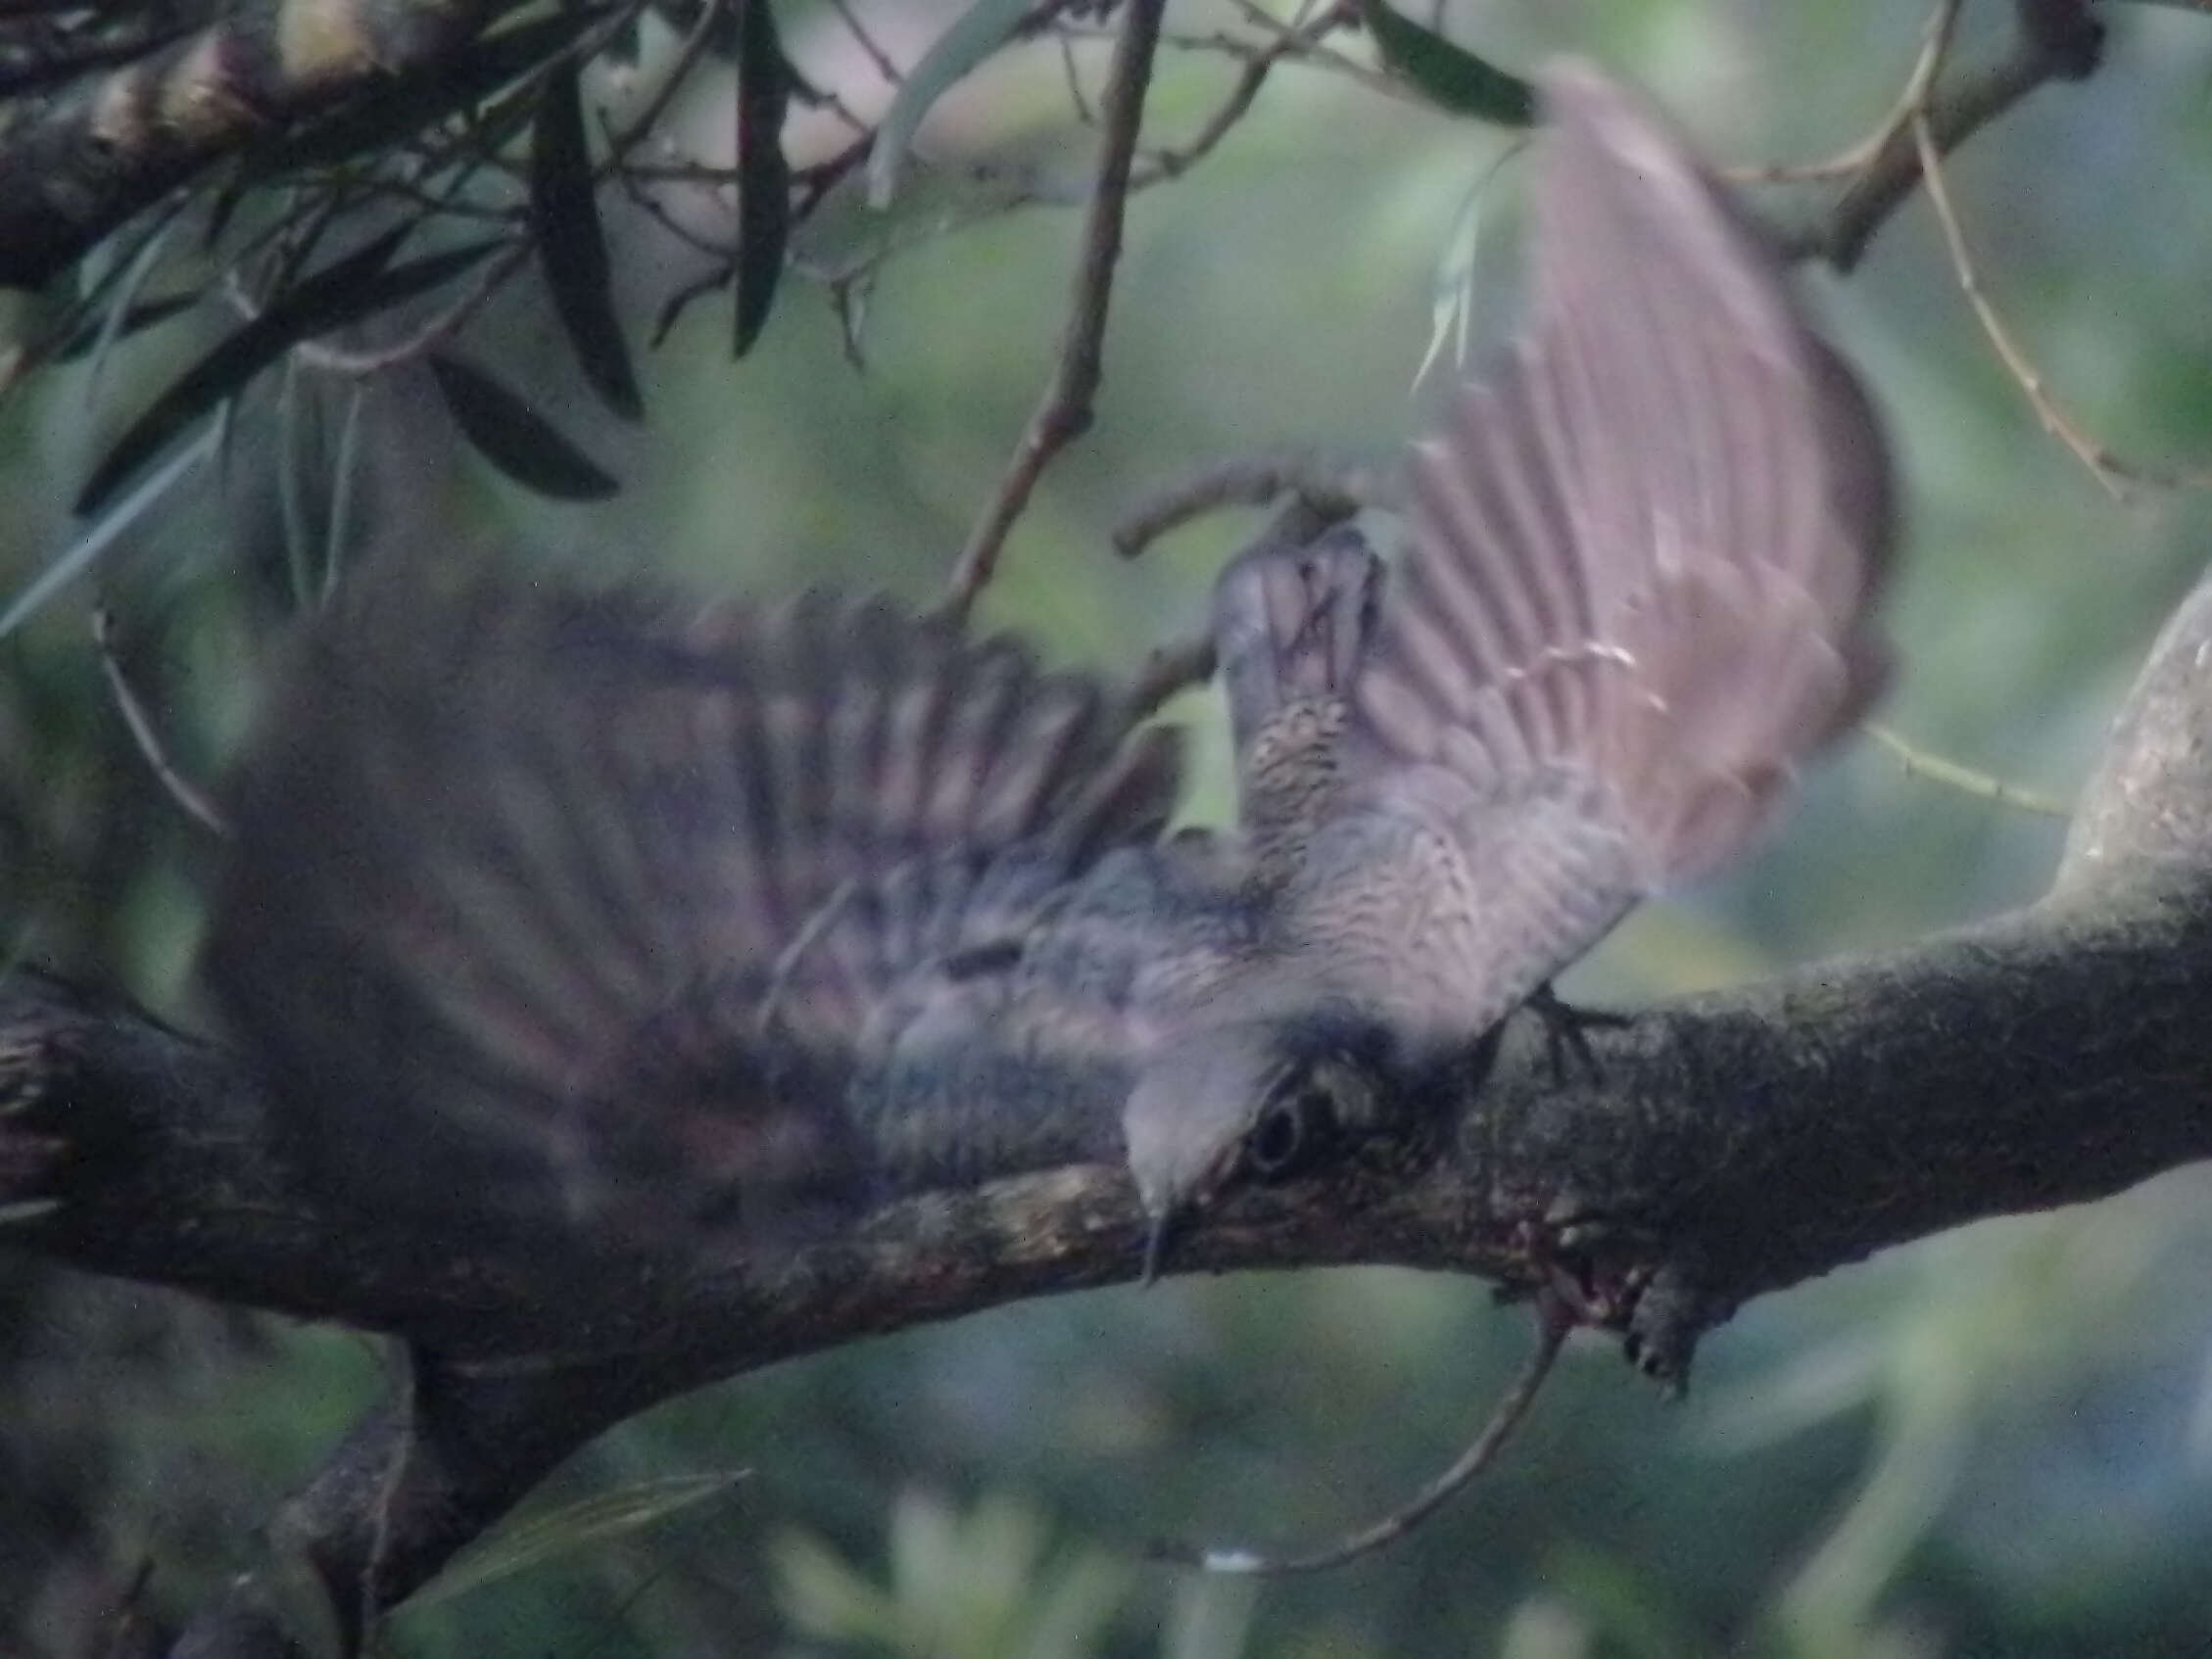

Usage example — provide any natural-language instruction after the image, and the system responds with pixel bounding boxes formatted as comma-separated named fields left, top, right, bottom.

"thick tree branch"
left=0, top=1, right=523, bottom=292
left=8, top=551, right=2212, bottom=1655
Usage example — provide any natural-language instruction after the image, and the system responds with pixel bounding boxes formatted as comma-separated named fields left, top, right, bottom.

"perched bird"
left=1118, top=61, right=1895, bottom=1266
left=202, top=62, right=1891, bottom=1278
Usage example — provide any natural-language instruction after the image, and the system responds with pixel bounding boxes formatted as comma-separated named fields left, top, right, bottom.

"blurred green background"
left=6, top=2, right=2212, bottom=1655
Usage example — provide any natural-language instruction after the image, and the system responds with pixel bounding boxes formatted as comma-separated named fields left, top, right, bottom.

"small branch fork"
left=1760, top=0, right=2204, bottom=501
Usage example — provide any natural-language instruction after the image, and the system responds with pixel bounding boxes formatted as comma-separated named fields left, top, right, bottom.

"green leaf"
left=734, top=0, right=793, bottom=356
left=865, top=0, right=1033, bottom=210
left=428, top=353, right=620, bottom=500
left=410, top=1471, right=745, bottom=1610
left=76, top=230, right=508, bottom=514
left=532, top=60, right=643, bottom=418
left=1356, top=0, right=1534, bottom=126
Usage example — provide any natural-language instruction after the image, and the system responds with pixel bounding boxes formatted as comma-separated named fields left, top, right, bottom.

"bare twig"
left=1224, top=0, right=1403, bottom=102
left=1111, top=450, right=1393, bottom=560
left=936, top=0, right=1170, bottom=624
left=1157, top=1294, right=1573, bottom=1575
left=825, top=0, right=902, bottom=86
left=1129, top=3, right=1350, bottom=185
left=1793, top=20, right=2079, bottom=272
left=1058, top=28, right=1097, bottom=127
left=90, top=607, right=228, bottom=838
left=603, top=0, right=732, bottom=176
left=1735, top=0, right=1962, bottom=183
left=1910, top=107, right=2141, bottom=500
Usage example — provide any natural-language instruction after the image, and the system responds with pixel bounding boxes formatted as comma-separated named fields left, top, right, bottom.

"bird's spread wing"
left=1336, top=62, right=1894, bottom=1020
left=203, top=568, right=1179, bottom=1241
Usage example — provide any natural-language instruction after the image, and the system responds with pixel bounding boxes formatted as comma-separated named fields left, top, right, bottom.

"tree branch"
left=0, top=1, right=529, bottom=292
left=8, top=549, right=2212, bottom=1655
left=1780, top=0, right=2103, bottom=270
left=936, top=0, right=1168, bottom=623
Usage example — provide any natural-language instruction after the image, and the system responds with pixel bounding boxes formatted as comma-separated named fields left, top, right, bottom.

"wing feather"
left=1354, top=62, right=1894, bottom=902
left=205, top=568, right=1180, bottom=1242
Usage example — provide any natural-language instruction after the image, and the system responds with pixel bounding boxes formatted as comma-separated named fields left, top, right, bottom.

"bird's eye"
left=1248, top=1095, right=1307, bottom=1176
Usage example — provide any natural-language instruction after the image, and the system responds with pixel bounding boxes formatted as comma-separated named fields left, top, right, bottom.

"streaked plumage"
left=1118, top=63, right=1894, bottom=1247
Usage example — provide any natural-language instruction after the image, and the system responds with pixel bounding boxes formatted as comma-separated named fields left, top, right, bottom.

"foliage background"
left=5, top=1, right=2212, bottom=1655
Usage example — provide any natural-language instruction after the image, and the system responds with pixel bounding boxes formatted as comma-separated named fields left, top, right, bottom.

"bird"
left=200, top=61, right=1893, bottom=1279
left=1117, top=60, right=1895, bottom=1270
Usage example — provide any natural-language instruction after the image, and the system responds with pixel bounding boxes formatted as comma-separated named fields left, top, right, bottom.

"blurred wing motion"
left=203, top=571, right=1178, bottom=1240
left=1318, top=60, right=1895, bottom=1039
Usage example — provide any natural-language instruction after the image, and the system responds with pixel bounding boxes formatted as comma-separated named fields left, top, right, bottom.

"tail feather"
left=1210, top=519, right=1384, bottom=877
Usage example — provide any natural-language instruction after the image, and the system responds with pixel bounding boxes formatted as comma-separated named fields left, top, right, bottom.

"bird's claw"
left=1524, top=984, right=1628, bottom=1085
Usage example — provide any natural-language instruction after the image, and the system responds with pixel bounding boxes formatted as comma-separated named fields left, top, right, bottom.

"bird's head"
left=1122, top=1013, right=1407, bottom=1284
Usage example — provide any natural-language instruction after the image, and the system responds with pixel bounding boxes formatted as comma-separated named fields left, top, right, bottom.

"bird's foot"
left=1525, top=984, right=1628, bottom=1085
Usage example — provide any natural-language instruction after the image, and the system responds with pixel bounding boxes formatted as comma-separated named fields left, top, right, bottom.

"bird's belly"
left=1289, top=773, right=1642, bottom=1047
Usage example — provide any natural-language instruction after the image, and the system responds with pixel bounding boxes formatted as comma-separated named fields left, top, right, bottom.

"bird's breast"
left=1285, top=765, right=1644, bottom=1050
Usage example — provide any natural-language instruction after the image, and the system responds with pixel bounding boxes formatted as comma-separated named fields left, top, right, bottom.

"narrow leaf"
left=429, top=354, right=620, bottom=500
left=734, top=0, right=793, bottom=356
left=54, top=294, right=197, bottom=365
left=1356, top=0, right=1533, bottom=126
left=865, top=0, right=1032, bottom=210
left=3, top=419, right=221, bottom=638
left=76, top=230, right=508, bottom=514
left=532, top=60, right=643, bottom=418
left=411, top=1472, right=746, bottom=1610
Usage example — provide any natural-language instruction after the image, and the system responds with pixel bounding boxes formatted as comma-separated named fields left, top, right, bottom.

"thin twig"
left=1112, top=450, right=1393, bottom=560
left=936, top=0, right=1170, bottom=624
left=1223, top=0, right=1402, bottom=102
left=294, top=238, right=534, bottom=376
left=1910, top=107, right=2140, bottom=500
left=1058, top=29, right=1096, bottom=127
left=1129, top=3, right=1348, bottom=186
left=1154, top=1296, right=1572, bottom=1576
left=604, top=0, right=731, bottom=175
left=1796, top=22, right=2072, bottom=272
left=1734, top=0, right=1961, bottom=183
left=825, top=0, right=902, bottom=86
left=91, top=608, right=228, bottom=838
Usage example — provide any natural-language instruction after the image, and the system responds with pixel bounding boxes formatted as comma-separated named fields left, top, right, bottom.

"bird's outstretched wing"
left=1326, top=60, right=1895, bottom=1033
left=203, top=567, right=1179, bottom=1243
